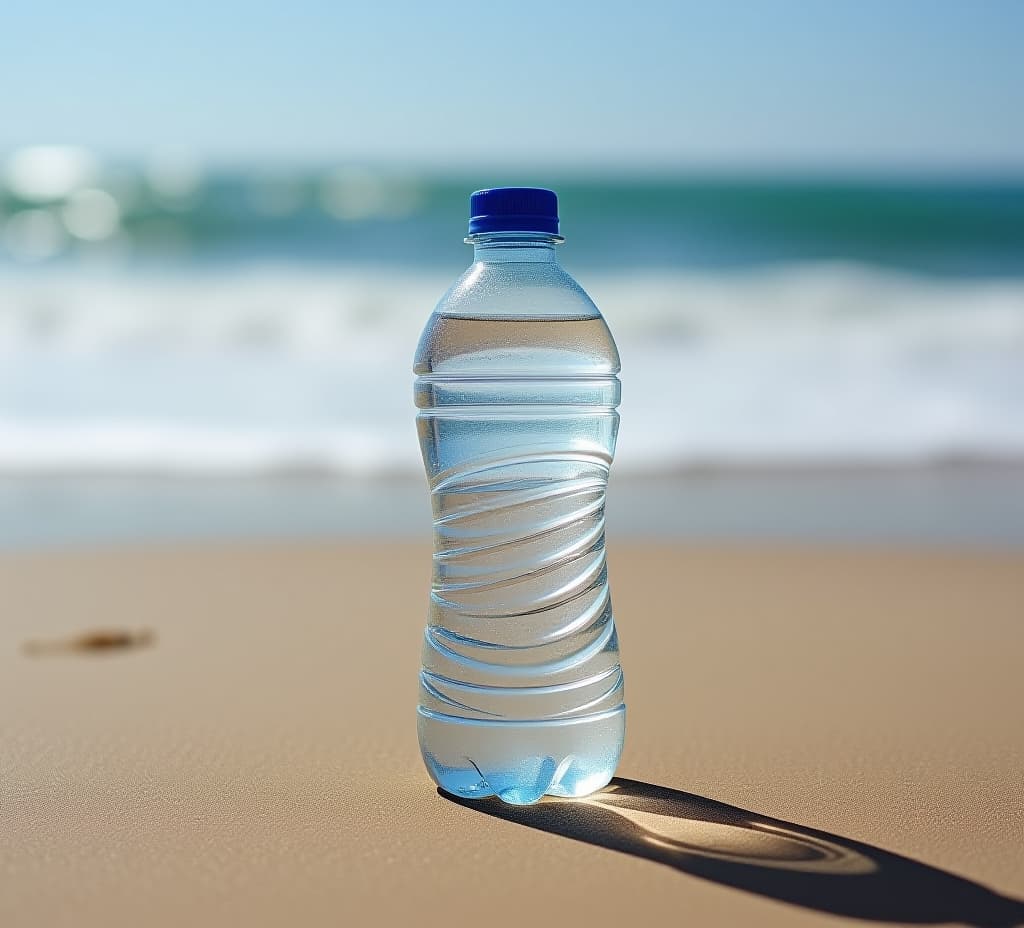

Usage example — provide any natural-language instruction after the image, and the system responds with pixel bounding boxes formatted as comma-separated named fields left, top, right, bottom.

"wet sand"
left=2, top=541, right=1022, bottom=926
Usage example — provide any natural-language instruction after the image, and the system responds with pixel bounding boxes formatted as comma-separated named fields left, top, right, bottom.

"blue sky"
left=2, top=0, right=1022, bottom=170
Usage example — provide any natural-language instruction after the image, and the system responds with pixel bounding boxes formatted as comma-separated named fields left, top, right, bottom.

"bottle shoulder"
left=415, top=262, right=620, bottom=377
left=434, top=261, right=602, bottom=320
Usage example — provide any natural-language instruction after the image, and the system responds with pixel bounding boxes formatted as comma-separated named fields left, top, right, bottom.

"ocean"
left=2, top=165, right=1023, bottom=545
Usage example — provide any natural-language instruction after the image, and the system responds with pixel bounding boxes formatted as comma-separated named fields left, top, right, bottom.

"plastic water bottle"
left=414, top=187, right=625, bottom=805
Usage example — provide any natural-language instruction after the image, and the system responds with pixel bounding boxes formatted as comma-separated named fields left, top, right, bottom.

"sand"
left=1, top=541, right=1022, bottom=927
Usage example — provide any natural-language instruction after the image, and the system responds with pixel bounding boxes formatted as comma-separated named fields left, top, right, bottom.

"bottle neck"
left=467, top=231, right=563, bottom=264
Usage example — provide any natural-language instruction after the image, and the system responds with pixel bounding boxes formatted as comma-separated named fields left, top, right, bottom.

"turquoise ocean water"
left=6, top=170, right=1023, bottom=273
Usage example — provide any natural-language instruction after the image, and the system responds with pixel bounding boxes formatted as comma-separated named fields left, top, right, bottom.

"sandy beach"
left=2, top=540, right=1022, bottom=927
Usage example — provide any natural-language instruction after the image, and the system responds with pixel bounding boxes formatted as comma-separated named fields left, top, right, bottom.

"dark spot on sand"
left=22, top=628, right=156, bottom=657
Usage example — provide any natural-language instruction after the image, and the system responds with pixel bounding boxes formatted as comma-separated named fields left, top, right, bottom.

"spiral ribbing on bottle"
left=417, top=420, right=624, bottom=727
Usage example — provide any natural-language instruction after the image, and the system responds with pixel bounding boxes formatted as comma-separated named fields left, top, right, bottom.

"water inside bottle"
left=415, top=315, right=625, bottom=805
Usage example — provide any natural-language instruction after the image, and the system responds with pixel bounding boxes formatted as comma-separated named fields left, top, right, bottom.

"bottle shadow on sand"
left=443, top=777, right=1024, bottom=926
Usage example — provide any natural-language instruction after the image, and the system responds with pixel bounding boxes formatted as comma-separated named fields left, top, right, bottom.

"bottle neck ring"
left=467, top=231, right=563, bottom=264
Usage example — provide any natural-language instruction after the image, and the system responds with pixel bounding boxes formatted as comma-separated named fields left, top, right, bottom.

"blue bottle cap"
left=469, top=187, right=559, bottom=235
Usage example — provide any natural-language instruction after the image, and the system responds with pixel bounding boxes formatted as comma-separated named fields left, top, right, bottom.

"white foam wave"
left=1, top=263, right=1022, bottom=474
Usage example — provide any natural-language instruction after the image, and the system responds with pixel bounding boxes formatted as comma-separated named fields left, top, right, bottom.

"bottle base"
left=418, top=705, right=625, bottom=806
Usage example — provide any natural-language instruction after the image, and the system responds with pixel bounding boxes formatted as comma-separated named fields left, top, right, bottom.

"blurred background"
left=1, top=0, right=1022, bottom=547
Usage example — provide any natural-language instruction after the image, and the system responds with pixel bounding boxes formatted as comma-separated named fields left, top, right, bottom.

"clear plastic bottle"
left=414, top=188, right=624, bottom=805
